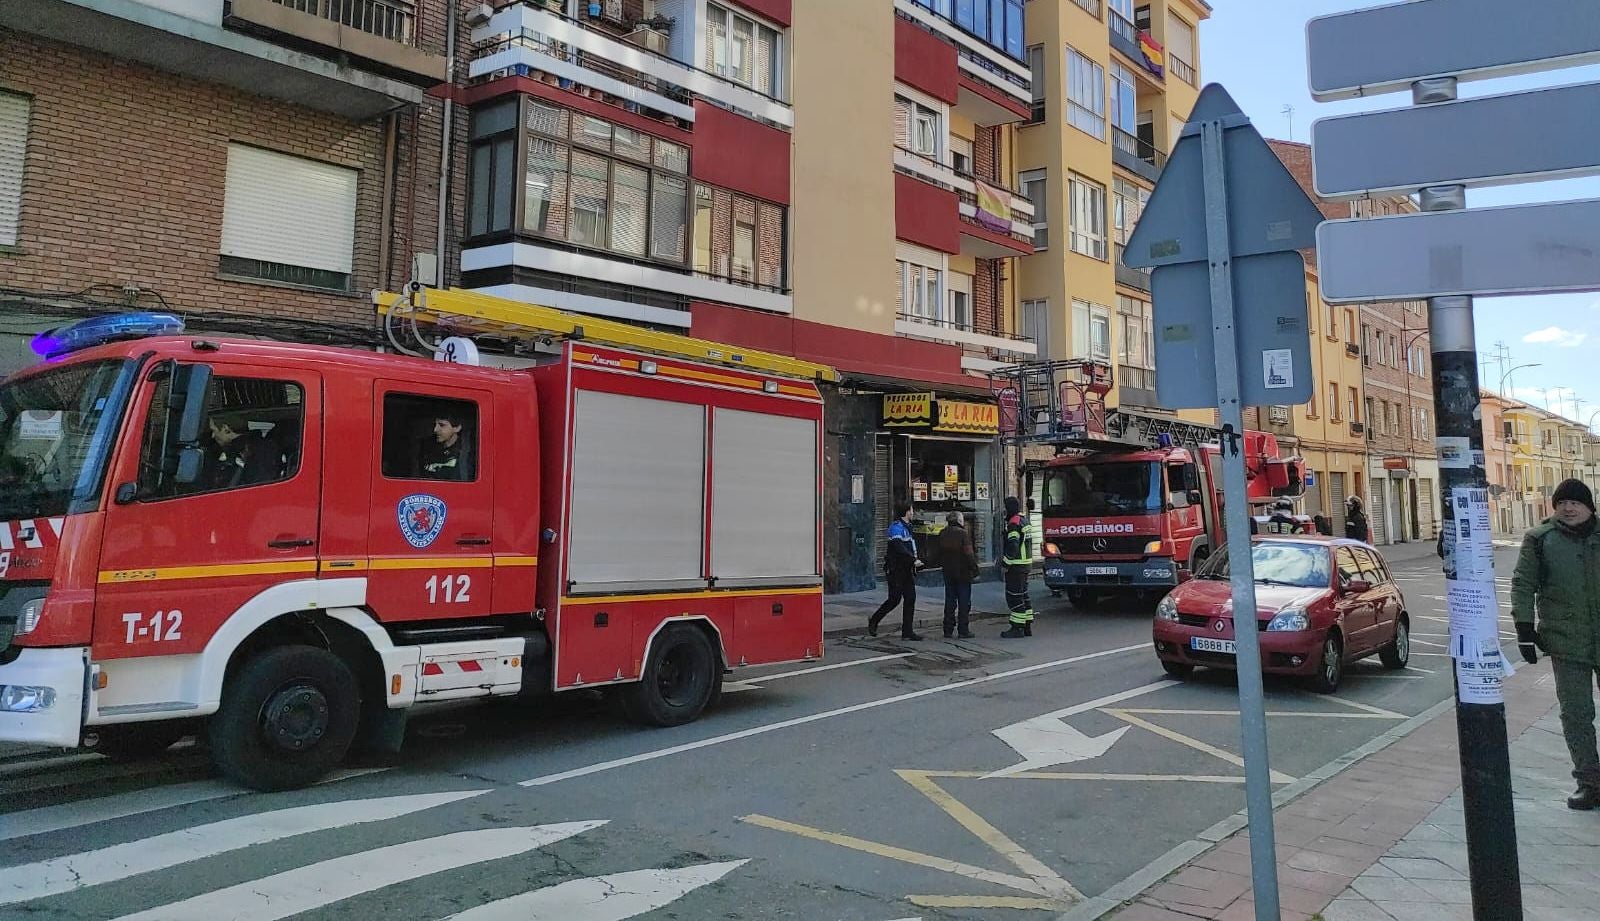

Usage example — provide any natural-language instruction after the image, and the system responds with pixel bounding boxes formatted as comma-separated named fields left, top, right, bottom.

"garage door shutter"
left=220, top=144, right=357, bottom=274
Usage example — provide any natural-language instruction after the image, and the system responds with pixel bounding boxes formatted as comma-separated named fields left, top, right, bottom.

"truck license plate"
left=1190, top=637, right=1236, bottom=654
left=1086, top=566, right=1117, bottom=575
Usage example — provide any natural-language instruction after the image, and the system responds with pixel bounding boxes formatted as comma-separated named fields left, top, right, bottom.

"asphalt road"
left=0, top=548, right=1518, bottom=920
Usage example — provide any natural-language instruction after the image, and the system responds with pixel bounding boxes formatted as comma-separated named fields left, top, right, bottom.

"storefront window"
left=905, top=440, right=996, bottom=567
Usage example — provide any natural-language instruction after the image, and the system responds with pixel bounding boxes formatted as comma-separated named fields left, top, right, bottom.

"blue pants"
left=943, top=579, right=972, bottom=635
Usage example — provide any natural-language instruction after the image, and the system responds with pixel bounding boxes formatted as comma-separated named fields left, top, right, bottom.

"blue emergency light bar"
left=31, top=312, right=186, bottom=359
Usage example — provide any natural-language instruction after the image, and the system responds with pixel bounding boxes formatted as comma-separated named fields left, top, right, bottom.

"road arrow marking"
left=441, top=860, right=748, bottom=921
left=982, top=682, right=1168, bottom=779
left=720, top=681, right=763, bottom=693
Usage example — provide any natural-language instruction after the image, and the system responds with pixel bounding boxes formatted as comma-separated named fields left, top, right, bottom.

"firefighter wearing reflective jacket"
left=1000, top=496, right=1034, bottom=639
left=1261, top=498, right=1302, bottom=535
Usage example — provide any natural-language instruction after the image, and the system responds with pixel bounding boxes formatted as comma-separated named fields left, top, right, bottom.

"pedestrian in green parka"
left=1511, top=478, right=1600, bottom=810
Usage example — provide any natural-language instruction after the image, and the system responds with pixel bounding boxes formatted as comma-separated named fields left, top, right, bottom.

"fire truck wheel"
left=621, top=626, right=719, bottom=728
left=1066, top=588, right=1100, bottom=610
left=86, top=722, right=190, bottom=762
left=209, top=645, right=360, bottom=792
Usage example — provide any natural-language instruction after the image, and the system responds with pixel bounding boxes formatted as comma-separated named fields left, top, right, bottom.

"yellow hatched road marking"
left=1101, top=709, right=1298, bottom=784
left=896, top=770, right=1081, bottom=902
left=738, top=814, right=1055, bottom=897
left=99, top=560, right=317, bottom=584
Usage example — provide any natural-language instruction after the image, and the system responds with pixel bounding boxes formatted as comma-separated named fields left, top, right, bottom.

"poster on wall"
left=913, top=482, right=928, bottom=502
left=944, top=464, right=959, bottom=485
left=975, top=482, right=991, bottom=500
left=930, top=483, right=949, bottom=501
left=957, top=483, right=972, bottom=500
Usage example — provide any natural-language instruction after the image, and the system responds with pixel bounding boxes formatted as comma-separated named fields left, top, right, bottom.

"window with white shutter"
left=0, top=92, right=30, bottom=248
left=219, top=144, right=357, bottom=291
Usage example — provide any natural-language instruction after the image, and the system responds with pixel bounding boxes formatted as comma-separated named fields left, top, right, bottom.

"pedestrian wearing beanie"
left=1511, top=477, right=1600, bottom=810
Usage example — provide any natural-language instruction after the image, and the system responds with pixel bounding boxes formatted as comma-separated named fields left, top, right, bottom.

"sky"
left=1199, top=0, right=1600, bottom=432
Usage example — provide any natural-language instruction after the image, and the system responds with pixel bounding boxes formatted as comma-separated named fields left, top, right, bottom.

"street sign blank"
left=1317, top=198, right=1600, bottom=303
left=1152, top=251, right=1314, bottom=409
left=1312, top=82, right=1600, bottom=199
left=1307, top=0, right=1600, bottom=101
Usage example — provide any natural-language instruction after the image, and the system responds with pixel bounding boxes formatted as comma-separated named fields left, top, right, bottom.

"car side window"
left=138, top=374, right=303, bottom=500
left=1355, top=548, right=1390, bottom=584
left=380, top=393, right=479, bottom=482
left=1335, top=547, right=1363, bottom=586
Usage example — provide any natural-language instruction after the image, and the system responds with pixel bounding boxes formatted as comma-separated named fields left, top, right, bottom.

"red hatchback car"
left=1152, top=536, right=1410, bottom=693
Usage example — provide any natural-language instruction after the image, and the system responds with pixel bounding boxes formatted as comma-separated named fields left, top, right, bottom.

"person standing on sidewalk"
left=1511, top=478, right=1600, bottom=810
left=869, top=502, right=924, bottom=641
left=938, top=511, right=979, bottom=639
left=999, top=496, right=1034, bottom=639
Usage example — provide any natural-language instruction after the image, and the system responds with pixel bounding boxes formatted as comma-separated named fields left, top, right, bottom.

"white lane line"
left=111, top=823, right=605, bottom=921
left=0, top=767, right=390, bottom=843
left=520, top=643, right=1150, bottom=787
left=2, top=790, right=484, bottom=905
left=441, top=860, right=748, bottom=921
left=745, top=653, right=916, bottom=682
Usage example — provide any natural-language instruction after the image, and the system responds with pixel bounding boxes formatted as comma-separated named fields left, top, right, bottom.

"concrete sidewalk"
left=1105, top=658, right=1582, bottom=921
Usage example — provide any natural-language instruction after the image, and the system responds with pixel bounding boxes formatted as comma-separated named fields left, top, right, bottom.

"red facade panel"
left=689, top=302, right=976, bottom=390
left=895, top=173, right=960, bottom=255
left=894, top=16, right=960, bottom=105
left=690, top=100, right=792, bottom=205
left=723, top=0, right=791, bottom=27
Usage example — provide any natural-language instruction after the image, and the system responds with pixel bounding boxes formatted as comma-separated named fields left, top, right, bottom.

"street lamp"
left=1496, top=363, right=1541, bottom=533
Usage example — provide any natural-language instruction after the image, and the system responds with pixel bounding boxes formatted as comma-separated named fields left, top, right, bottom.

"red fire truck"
left=993, top=359, right=1307, bottom=607
left=0, top=289, right=832, bottom=790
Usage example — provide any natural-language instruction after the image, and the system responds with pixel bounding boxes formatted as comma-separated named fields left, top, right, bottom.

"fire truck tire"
left=87, top=722, right=191, bottom=762
left=209, top=645, right=360, bottom=792
left=1066, top=588, right=1100, bottom=610
left=621, top=626, right=719, bottom=728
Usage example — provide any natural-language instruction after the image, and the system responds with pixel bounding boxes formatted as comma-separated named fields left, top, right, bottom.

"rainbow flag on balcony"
left=975, top=181, right=1012, bottom=234
left=1137, top=31, right=1165, bottom=78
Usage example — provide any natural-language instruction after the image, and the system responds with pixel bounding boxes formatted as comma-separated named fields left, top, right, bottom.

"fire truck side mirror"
left=1187, top=490, right=1204, bottom=506
left=173, top=363, right=214, bottom=446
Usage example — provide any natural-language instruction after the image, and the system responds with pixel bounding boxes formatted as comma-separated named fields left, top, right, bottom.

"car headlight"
left=1156, top=594, right=1180, bottom=621
left=1266, top=608, right=1309, bottom=632
left=16, top=597, right=45, bottom=635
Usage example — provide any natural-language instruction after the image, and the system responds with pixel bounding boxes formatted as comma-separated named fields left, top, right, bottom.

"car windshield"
left=0, top=358, right=136, bottom=520
left=1196, top=542, right=1331, bottom=588
left=1042, top=461, right=1162, bottom=517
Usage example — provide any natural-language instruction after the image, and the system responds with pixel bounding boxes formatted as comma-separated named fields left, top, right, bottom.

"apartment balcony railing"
left=1071, top=0, right=1101, bottom=15
left=1108, top=8, right=1141, bottom=62
left=1112, top=127, right=1164, bottom=183
left=268, top=0, right=416, bottom=44
left=469, top=1, right=794, bottom=129
left=896, top=311, right=1038, bottom=355
left=1170, top=55, right=1197, bottom=86
left=1114, top=243, right=1151, bottom=291
left=893, top=2, right=1031, bottom=111
left=893, top=145, right=1036, bottom=246
left=1345, top=342, right=1361, bottom=357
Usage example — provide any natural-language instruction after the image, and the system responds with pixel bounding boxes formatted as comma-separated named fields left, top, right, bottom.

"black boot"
left=1568, top=788, right=1600, bottom=810
left=1000, top=625, right=1026, bottom=639
left=901, top=632, right=924, bottom=641
left=958, top=629, right=975, bottom=639
left=1023, top=623, right=1033, bottom=636
left=867, top=613, right=882, bottom=637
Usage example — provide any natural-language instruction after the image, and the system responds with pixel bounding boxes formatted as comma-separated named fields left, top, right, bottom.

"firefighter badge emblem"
left=397, top=494, right=447, bottom=549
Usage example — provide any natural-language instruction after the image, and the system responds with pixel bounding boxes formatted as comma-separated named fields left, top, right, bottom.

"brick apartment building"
left=0, top=0, right=455, bottom=373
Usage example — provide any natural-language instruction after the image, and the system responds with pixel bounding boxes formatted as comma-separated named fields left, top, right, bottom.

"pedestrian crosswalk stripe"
left=1, top=790, right=486, bottom=905
left=0, top=767, right=390, bottom=843
left=441, top=860, right=748, bottom=921
left=110, top=823, right=606, bottom=921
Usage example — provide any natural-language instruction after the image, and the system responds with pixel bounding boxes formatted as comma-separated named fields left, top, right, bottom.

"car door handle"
left=268, top=537, right=316, bottom=549
left=456, top=536, right=492, bottom=546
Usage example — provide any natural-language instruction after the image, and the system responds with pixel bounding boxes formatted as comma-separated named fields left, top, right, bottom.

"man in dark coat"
left=939, top=511, right=980, bottom=639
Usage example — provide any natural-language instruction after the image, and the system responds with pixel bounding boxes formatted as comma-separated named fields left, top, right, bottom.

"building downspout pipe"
left=435, top=0, right=458, bottom=285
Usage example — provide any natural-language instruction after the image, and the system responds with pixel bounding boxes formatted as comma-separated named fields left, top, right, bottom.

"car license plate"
left=1086, top=566, right=1117, bottom=575
left=1190, top=637, right=1236, bottom=654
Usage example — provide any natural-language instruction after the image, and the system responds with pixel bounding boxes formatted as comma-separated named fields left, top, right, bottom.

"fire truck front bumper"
left=0, top=646, right=87, bottom=747
left=1043, top=558, right=1180, bottom=591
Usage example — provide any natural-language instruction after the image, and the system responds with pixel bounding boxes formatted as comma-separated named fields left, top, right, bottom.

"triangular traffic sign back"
left=1123, top=84, right=1327, bottom=269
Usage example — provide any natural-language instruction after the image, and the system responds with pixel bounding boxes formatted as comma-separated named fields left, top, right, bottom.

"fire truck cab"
left=0, top=293, right=831, bottom=790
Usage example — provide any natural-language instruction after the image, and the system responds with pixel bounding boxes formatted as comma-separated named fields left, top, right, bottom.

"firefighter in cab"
left=1000, top=496, right=1035, bottom=638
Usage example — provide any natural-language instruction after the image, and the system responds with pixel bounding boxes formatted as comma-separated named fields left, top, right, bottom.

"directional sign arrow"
left=984, top=716, right=1130, bottom=779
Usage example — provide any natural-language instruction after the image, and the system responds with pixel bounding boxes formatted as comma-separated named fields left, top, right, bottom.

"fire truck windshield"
left=0, top=358, right=136, bottom=520
left=1042, top=461, right=1163, bottom=517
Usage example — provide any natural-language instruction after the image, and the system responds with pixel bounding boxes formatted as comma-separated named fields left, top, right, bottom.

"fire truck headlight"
left=1043, top=542, right=1060, bottom=557
left=1144, top=540, right=1163, bottom=555
left=16, top=598, right=45, bottom=636
left=0, top=684, right=57, bottom=712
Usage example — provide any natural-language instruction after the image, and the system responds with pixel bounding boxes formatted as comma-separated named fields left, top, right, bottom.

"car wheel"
left=1161, top=660, right=1194, bottom=680
left=1309, top=632, right=1344, bottom=694
left=1379, top=616, right=1410, bottom=670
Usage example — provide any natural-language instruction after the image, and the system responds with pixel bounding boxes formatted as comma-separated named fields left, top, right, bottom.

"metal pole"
left=1200, top=115, right=1281, bottom=919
